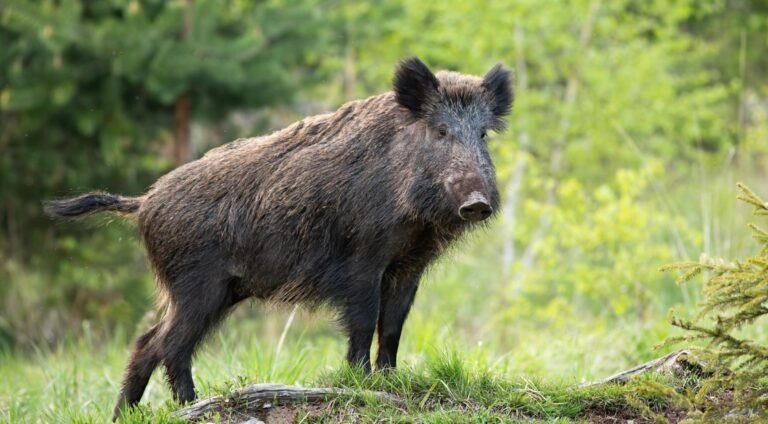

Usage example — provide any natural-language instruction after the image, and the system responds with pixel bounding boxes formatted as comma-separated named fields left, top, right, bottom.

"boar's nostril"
left=459, top=202, right=492, bottom=221
left=458, top=192, right=493, bottom=222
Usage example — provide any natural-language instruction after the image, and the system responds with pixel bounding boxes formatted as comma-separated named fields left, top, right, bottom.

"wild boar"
left=44, top=57, right=513, bottom=419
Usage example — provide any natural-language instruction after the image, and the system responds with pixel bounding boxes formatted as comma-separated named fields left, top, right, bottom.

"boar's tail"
left=43, top=192, right=142, bottom=218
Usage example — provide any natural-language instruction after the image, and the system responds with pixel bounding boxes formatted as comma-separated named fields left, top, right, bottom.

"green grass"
left=0, top=312, right=340, bottom=423
left=314, top=353, right=676, bottom=423
left=17, top=344, right=680, bottom=423
left=0, top=307, right=689, bottom=423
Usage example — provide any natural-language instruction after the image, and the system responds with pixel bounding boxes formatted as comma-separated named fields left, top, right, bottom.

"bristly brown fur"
left=44, top=57, right=513, bottom=421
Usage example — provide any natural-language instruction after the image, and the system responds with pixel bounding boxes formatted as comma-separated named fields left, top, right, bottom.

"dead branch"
left=173, top=383, right=402, bottom=422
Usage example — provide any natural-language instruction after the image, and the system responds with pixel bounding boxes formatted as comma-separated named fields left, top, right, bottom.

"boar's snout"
left=445, top=170, right=494, bottom=222
left=458, top=191, right=493, bottom=222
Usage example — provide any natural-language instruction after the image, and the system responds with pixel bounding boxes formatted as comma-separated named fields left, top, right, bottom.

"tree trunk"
left=173, top=93, right=191, bottom=166
left=172, top=0, right=193, bottom=167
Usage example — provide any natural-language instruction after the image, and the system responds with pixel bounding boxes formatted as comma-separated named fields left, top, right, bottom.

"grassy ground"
left=0, top=302, right=690, bottom=423
left=195, top=356, right=687, bottom=423
left=0, top=327, right=687, bottom=423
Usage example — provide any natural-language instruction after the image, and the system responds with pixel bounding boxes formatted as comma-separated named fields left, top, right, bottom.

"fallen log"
left=172, top=383, right=401, bottom=422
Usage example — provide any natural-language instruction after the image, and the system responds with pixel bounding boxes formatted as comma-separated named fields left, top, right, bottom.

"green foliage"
left=499, top=163, right=698, bottom=323
left=0, top=0, right=331, bottom=347
left=331, top=0, right=737, bottom=171
left=663, top=184, right=768, bottom=420
left=0, top=221, right=152, bottom=349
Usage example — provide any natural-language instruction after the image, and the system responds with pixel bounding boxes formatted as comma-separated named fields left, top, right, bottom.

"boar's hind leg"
left=339, top=277, right=382, bottom=373
left=157, top=274, right=241, bottom=404
left=376, top=272, right=420, bottom=370
left=112, top=324, right=162, bottom=421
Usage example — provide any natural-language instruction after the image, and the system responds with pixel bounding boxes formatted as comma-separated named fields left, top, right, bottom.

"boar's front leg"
left=339, top=275, right=382, bottom=373
left=376, top=271, right=421, bottom=370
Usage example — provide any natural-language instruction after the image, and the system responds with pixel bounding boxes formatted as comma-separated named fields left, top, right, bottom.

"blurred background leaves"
left=0, top=0, right=767, bottom=383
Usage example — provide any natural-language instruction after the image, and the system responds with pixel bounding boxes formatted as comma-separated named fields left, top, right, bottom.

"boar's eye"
left=481, top=130, right=488, bottom=140
left=437, top=125, right=448, bottom=138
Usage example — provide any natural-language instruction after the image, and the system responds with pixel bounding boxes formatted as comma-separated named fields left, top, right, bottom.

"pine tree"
left=663, top=183, right=768, bottom=419
left=0, top=0, right=333, bottom=346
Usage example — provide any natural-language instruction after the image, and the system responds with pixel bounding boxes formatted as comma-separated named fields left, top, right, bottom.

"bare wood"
left=581, top=349, right=700, bottom=387
left=173, top=383, right=402, bottom=421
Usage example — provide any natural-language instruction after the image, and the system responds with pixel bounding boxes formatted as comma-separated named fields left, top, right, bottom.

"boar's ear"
left=482, top=63, right=513, bottom=119
left=393, top=57, right=439, bottom=118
